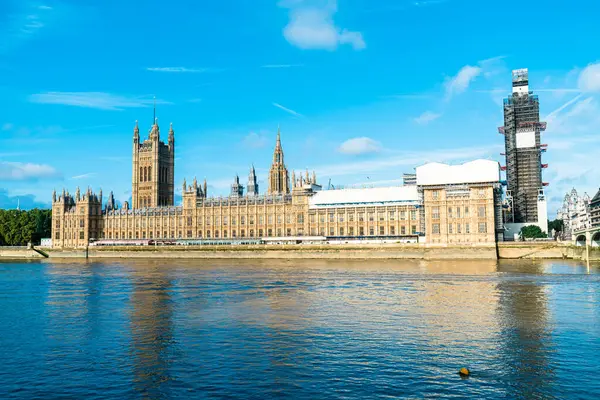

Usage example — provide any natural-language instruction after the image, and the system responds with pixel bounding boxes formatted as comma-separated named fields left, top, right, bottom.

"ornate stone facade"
left=557, top=188, right=591, bottom=240
left=51, top=126, right=503, bottom=248
left=132, top=120, right=174, bottom=209
left=267, top=128, right=290, bottom=195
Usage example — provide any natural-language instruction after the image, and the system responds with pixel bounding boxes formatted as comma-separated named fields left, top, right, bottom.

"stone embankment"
left=0, top=247, right=46, bottom=259
left=2, top=242, right=598, bottom=261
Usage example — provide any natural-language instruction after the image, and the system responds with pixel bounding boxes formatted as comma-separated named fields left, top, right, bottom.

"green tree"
left=548, top=219, right=564, bottom=235
left=520, top=225, right=547, bottom=239
left=0, top=209, right=52, bottom=246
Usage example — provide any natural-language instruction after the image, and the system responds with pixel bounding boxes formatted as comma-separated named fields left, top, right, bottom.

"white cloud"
left=338, top=137, right=382, bottom=155
left=544, top=94, right=583, bottom=123
left=414, top=111, right=441, bottom=125
left=273, top=102, right=303, bottom=117
left=146, top=67, right=210, bottom=73
left=242, top=131, right=269, bottom=149
left=0, top=3, right=54, bottom=54
left=578, top=62, right=600, bottom=92
left=0, top=161, right=61, bottom=181
left=281, top=0, right=365, bottom=51
left=444, top=65, right=482, bottom=99
left=28, top=92, right=171, bottom=111
left=71, top=173, right=96, bottom=180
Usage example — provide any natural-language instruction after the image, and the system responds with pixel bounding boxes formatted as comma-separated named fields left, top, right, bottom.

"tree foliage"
left=520, top=225, right=547, bottom=239
left=0, top=209, right=52, bottom=246
left=548, top=219, right=564, bottom=234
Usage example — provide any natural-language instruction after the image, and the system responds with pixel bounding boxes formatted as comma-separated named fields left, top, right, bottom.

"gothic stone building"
left=51, top=122, right=503, bottom=248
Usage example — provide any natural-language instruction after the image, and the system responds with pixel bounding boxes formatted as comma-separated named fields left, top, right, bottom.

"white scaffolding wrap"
left=416, top=160, right=500, bottom=186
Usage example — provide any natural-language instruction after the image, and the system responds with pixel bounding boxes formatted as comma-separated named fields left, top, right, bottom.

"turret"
left=247, top=164, right=259, bottom=196
left=231, top=174, right=244, bottom=197
left=203, top=179, right=208, bottom=198
left=182, top=178, right=187, bottom=193
left=168, top=122, right=175, bottom=146
left=133, top=120, right=139, bottom=143
left=52, top=189, right=57, bottom=203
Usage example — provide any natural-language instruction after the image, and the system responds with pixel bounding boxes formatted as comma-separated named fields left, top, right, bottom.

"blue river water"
left=0, top=259, right=599, bottom=399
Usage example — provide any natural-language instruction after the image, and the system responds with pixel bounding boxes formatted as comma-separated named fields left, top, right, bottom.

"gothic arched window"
left=140, top=167, right=143, bottom=182
left=148, top=166, right=151, bottom=181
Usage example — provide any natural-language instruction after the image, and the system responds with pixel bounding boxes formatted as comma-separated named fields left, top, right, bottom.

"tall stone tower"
left=132, top=119, right=175, bottom=209
left=247, top=165, right=259, bottom=196
left=500, top=69, right=547, bottom=226
left=267, top=127, right=290, bottom=195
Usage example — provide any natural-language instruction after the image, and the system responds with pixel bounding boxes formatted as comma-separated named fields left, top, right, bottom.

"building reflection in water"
left=496, top=261, right=555, bottom=399
left=129, top=264, right=174, bottom=398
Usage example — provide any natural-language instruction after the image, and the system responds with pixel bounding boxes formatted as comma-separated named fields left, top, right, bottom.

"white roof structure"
left=309, top=186, right=418, bottom=209
left=416, top=160, right=500, bottom=186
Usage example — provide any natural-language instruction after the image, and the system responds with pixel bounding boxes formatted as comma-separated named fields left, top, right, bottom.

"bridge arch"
left=592, top=232, right=600, bottom=248
left=575, top=234, right=587, bottom=247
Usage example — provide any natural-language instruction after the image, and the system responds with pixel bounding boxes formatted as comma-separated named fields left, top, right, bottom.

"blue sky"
left=1, top=0, right=599, bottom=216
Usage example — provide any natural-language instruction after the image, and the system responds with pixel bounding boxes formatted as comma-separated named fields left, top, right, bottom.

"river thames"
left=0, top=259, right=599, bottom=399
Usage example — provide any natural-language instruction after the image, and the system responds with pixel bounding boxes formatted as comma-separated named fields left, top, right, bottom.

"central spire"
left=268, top=126, right=290, bottom=195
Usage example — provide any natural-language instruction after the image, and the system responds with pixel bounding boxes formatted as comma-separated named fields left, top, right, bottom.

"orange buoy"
left=459, top=367, right=470, bottom=377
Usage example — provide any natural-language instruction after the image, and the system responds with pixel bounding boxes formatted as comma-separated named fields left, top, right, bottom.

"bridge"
left=573, top=226, right=600, bottom=247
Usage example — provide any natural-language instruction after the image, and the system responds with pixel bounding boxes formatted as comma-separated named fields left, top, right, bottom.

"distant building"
left=590, top=188, right=600, bottom=228
left=556, top=188, right=591, bottom=240
left=501, top=68, right=548, bottom=234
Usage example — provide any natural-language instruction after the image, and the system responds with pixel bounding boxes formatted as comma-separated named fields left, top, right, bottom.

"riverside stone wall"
left=0, top=247, right=45, bottom=259
left=3, top=242, right=596, bottom=261
left=43, top=244, right=498, bottom=260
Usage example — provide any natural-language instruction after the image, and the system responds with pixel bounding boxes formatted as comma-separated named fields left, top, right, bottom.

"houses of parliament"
left=51, top=119, right=505, bottom=248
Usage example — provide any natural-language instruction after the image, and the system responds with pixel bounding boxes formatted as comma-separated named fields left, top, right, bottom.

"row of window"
left=431, top=222, right=488, bottom=235
left=55, top=232, right=84, bottom=240
left=431, top=206, right=487, bottom=219
left=55, top=219, right=85, bottom=229
left=101, top=211, right=420, bottom=228
left=101, top=224, right=420, bottom=240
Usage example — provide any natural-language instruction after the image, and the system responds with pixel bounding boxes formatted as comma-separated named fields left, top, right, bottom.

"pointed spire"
left=203, top=178, right=208, bottom=197
left=292, top=170, right=296, bottom=187
left=193, top=177, right=198, bottom=189
left=276, top=125, right=281, bottom=148
left=75, top=186, right=81, bottom=201
left=52, top=189, right=57, bottom=202
left=134, top=120, right=139, bottom=139
left=153, top=95, right=156, bottom=126
left=183, top=178, right=187, bottom=193
left=312, top=170, right=316, bottom=184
